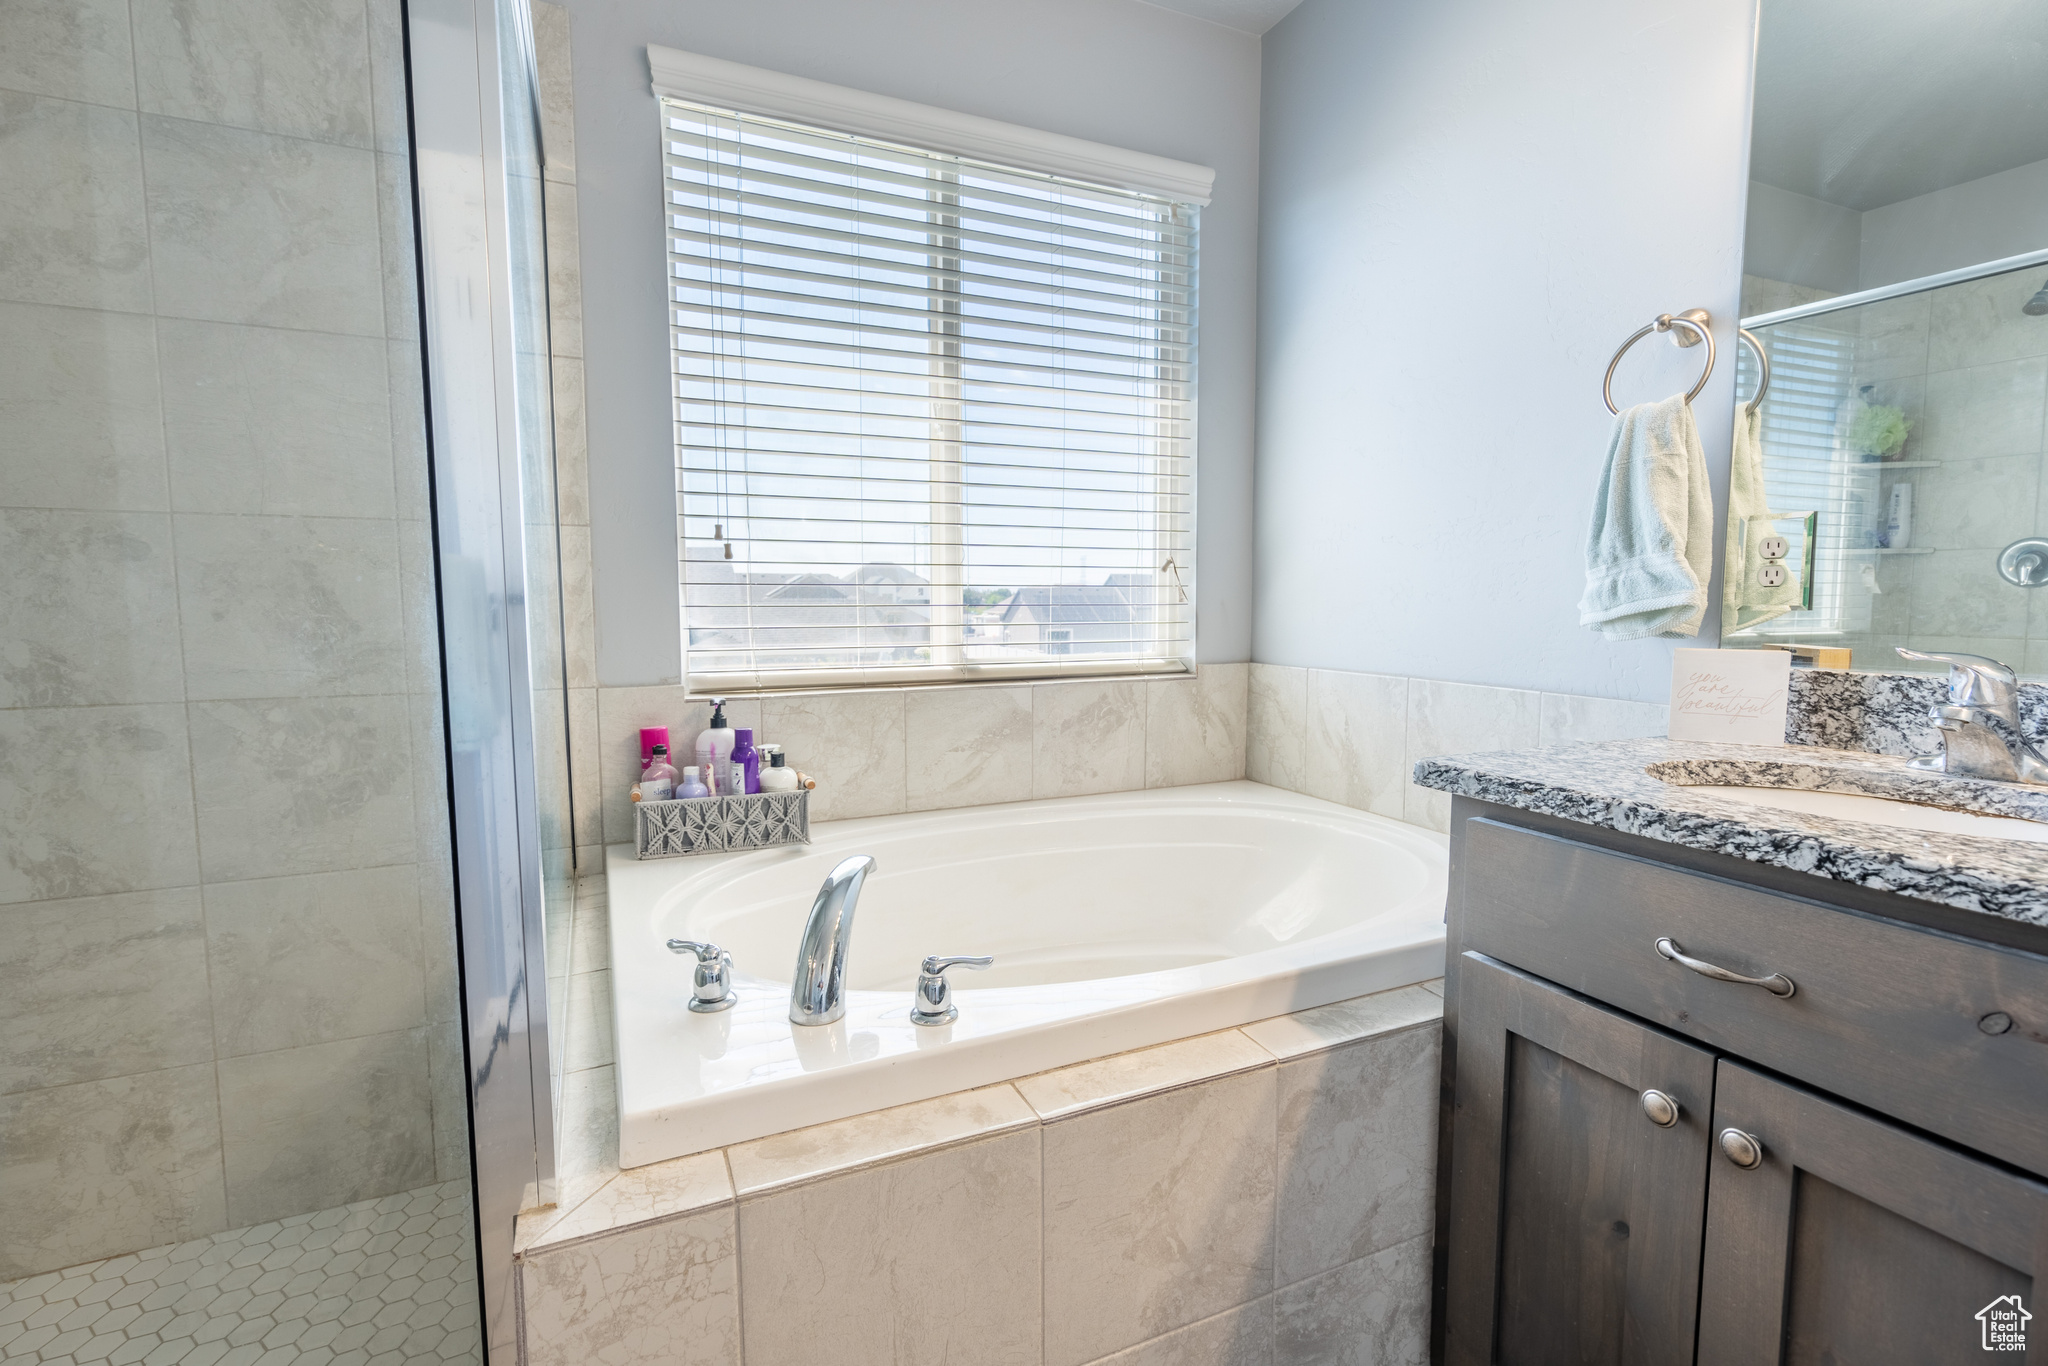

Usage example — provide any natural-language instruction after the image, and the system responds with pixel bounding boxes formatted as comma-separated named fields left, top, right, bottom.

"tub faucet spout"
left=790, top=855, right=876, bottom=1026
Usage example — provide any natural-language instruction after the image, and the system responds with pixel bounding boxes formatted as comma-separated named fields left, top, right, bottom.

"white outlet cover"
left=1758, top=564, right=1789, bottom=587
left=1758, top=536, right=1789, bottom=561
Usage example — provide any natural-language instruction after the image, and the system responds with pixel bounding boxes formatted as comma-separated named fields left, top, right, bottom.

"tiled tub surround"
left=607, top=783, right=1447, bottom=1166
left=1413, top=737, right=2048, bottom=924
left=590, top=665, right=1251, bottom=850
left=513, top=983, right=1443, bottom=1366
left=0, top=0, right=467, bottom=1296
left=1245, top=663, right=1671, bottom=835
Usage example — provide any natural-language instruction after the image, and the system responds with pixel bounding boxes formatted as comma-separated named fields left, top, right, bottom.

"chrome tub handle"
left=1655, top=937, right=1795, bottom=999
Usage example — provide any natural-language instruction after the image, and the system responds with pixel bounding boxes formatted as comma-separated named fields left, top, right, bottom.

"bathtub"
left=606, top=780, right=1448, bottom=1167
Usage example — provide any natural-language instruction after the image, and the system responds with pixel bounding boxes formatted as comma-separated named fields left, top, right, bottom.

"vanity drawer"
left=1458, top=817, right=2048, bottom=1177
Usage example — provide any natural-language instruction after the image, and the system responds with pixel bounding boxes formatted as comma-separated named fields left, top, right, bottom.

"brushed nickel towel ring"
left=1737, top=327, right=1770, bottom=414
left=1603, top=309, right=1715, bottom=414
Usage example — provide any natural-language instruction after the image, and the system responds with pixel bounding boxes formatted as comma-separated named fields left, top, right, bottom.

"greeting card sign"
left=1668, top=648, right=1791, bottom=746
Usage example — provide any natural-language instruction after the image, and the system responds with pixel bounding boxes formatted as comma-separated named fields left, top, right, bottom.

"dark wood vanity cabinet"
left=1439, top=807, right=2048, bottom=1366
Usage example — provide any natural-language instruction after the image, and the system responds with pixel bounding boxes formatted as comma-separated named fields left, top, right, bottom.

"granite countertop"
left=1413, top=737, right=2048, bottom=925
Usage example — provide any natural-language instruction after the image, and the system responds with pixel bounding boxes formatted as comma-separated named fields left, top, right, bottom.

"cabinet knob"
left=1718, top=1127, right=1764, bottom=1169
left=1639, top=1089, right=1680, bottom=1127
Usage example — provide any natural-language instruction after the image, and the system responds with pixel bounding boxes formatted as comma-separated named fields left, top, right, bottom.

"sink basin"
left=1689, top=785, right=2048, bottom=844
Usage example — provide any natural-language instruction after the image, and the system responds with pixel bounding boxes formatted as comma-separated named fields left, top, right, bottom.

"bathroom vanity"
left=1419, top=731, right=2048, bottom=1365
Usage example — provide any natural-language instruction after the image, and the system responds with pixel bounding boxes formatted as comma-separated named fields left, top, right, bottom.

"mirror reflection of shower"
left=2025, top=278, right=2048, bottom=315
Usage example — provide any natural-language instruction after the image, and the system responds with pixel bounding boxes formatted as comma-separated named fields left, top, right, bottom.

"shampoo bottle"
left=730, top=728, right=759, bottom=795
left=1884, top=482, right=1913, bottom=551
left=641, top=744, right=679, bottom=802
left=695, top=698, right=735, bottom=796
left=678, top=765, right=710, bottom=799
left=759, top=751, right=798, bottom=792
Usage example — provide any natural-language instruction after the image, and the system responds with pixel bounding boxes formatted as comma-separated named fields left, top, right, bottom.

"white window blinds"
left=663, top=97, right=1199, bottom=691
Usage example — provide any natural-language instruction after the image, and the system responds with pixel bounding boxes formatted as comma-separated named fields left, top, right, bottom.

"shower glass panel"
left=0, top=0, right=563, bottom=1359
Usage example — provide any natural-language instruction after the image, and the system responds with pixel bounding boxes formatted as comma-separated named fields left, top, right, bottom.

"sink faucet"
left=789, top=855, right=876, bottom=1026
left=1897, top=648, right=2048, bottom=784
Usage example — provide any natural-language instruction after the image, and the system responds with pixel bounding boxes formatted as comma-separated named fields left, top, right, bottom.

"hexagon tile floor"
left=0, top=1181, right=482, bottom=1366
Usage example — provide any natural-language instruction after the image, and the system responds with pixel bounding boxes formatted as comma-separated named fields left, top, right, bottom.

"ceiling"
left=1137, top=0, right=1305, bottom=36
left=1751, top=0, right=2048, bottom=210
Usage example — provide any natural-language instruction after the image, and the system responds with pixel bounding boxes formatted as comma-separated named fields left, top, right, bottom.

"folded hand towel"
left=1723, top=401, right=1801, bottom=630
left=1578, top=393, right=1713, bottom=640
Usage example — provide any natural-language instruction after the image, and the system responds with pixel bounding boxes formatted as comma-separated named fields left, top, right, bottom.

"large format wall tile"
left=520, top=1206, right=739, bottom=1366
left=1850, top=292, right=1932, bottom=385
left=1402, top=678, right=1540, bottom=832
left=0, top=509, right=184, bottom=708
left=0, top=887, right=212, bottom=1094
left=1536, top=692, right=1669, bottom=747
left=906, top=683, right=1034, bottom=811
left=552, top=355, right=590, bottom=527
left=1273, top=1026, right=1439, bottom=1287
left=1303, top=669, right=1406, bottom=817
left=1915, top=357, right=2048, bottom=461
left=532, top=0, right=577, bottom=185
left=560, top=523, right=597, bottom=690
left=142, top=115, right=382, bottom=335
left=159, top=320, right=395, bottom=517
left=204, top=865, right=425, bottom=1057
left=1043, top=1068, right=1276, bottom=1366
left=0, top=703, right=199, bottom=905
left=0, top=92, right=151, bottom=311
left=174, top=514, right=406, bottom=699
left=761, top=689, right=907, bottom=822
left=0, top=302, right=167, bottom=512
left=1273, top=1233, right=1431, bottom=1366
left=1911, top=454, right=2038, bottom=551
left=189, top=695, right=415, bottom=882
left=1928, top=270, right=2048, bottom=372
left=1247, top=662, right=1307, bottom=792
left=1085, top=1298, right=1274, bottom=1366
left=544, top=182, right=582, bottom=359
left=1033, top=678, right=1146, bottom=798
left=216, top=1026, right=434, bottom=1225
left=0, top=1065, right=227, bottom=1280
left=1147, top=663, right=1248, bottom=788
left=0, top=0, right=136, bottom=106
left=132, top=0, right=374, bottom=146
left=1908, top=550, right=2028, bottom=639
left=738, top=1129, right=1041, bottom=1366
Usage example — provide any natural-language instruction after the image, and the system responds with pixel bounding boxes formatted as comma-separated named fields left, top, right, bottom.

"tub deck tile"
left=1240, top=984, right=1442, bottom=1063
left=1016, top=1027, right=1273, bottom=1123
left=726, top=1082, right=1035, bottom=1198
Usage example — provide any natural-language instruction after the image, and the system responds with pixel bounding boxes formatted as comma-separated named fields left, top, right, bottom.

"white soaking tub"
left=606, top=780, right=1448, bottom=1167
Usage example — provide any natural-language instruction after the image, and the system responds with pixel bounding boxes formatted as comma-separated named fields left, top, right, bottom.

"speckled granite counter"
left=1413, top=737, right=2048, bottom=925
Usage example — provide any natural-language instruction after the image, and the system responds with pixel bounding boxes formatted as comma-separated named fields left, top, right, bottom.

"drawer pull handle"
left=1655, top=937, right=1796, bottom=998
left=1719, top=1127, right=1765, bottom=1169
left=1640, top=1089, right=1680, bottom=1127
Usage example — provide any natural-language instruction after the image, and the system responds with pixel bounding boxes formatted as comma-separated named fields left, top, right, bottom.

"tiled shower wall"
left=0, top=0, right=465, bottom=1280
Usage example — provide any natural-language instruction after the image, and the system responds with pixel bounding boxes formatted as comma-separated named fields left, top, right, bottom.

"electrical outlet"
left=1758, top=564, right=1789, bottom=588
left=1758, top=536, right=1790, bottom=561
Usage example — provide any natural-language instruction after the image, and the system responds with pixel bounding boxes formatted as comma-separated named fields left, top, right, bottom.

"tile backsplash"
left=1249, top=663, right=1670, bottom=833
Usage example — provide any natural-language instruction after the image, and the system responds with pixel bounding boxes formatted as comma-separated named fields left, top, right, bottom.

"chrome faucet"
left=1897, top=648, right=2048, bottom=784
left=789, top=855, right=876, bottom=1026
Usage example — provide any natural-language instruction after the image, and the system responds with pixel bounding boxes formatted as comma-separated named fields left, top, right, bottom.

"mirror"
left=1720, top=1, right=2048, bottom=676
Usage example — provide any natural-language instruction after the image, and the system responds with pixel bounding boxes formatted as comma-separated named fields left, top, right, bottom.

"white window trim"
left=646, top=44, right=1216, bottom=206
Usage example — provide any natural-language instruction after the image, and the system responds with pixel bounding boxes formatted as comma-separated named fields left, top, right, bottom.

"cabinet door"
left=1698, top=1061, right=2048, bottom=1365
left=1446, top=952, right=1718, bottom=1366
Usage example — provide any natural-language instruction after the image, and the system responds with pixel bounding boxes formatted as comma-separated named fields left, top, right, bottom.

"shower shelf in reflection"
left=1875, top=548, right=1935, bottom=556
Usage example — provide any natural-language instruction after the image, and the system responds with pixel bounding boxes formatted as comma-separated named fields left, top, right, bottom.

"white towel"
left=1723, top=401, right=1801, bottom=630
left=1578, top=393, right=1713, bottom=640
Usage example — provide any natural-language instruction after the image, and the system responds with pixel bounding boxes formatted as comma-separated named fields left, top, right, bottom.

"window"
left=656, top=63, right=1205, bottom=691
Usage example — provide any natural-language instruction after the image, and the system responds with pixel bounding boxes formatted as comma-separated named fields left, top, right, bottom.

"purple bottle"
left=730, top=728, right=760, bottom=795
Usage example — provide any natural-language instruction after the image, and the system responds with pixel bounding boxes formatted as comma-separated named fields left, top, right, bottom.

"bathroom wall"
left=1253, top=0, right=1757, bottom=706
left=0, top=0, right=466, bottom=1280
left=551, top=0, right=1262, bottom=688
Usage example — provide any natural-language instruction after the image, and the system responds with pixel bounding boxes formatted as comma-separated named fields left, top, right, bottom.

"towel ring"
left=1603, top=310, right=1715, bottom=414
left=1737, top=327, right=1770, bottom=414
